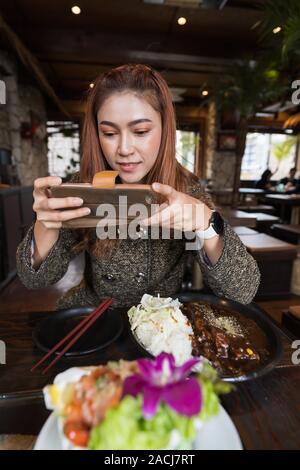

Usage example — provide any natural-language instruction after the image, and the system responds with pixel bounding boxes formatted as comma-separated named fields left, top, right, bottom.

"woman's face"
left=98, top=91, right=162, bottom=183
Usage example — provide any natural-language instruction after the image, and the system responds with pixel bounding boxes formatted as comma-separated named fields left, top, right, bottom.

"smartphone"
left=50, top=183, right=165, bottom=228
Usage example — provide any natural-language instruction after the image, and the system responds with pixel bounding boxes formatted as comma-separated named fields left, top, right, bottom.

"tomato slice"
left=64, top=422, right=89, bottom=447
left=65, top=403, right=83, bottom=422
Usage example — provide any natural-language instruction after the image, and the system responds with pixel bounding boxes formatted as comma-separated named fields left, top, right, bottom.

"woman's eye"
left=134, top=130, right=149, bottom=135
left=102, top=130, right=149, bottom=137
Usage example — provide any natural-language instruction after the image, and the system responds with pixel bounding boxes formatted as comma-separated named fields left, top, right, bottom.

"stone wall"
left=0, top=51, right=17, bottom=155
left=0, top=50, right=48, bottom=185
left=18, top=85, right=48, bottom=184
left=205, top=102, right=236, bottom=190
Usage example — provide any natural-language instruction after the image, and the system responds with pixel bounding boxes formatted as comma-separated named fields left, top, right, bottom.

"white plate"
left=34, top=405, right=243, bottom=450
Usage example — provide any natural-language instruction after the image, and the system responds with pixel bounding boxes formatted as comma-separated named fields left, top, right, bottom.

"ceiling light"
left=273, top=26, right=281, bottom=34
left=202, top=90, right=209, bottom=96
left=89, top=83, right=94, bottom=88
left=71, top=5, right=81, bottom=15
left=177, top=17, right=187, bottom=26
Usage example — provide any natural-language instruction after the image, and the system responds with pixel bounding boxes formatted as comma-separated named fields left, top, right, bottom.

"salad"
left=128, top=294, right=194, bottom=365
left=43, top=353, right=231, bottom=450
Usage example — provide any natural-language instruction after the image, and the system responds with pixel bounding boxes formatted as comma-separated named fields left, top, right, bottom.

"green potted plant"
left=214, top=59, right=286, bottom=205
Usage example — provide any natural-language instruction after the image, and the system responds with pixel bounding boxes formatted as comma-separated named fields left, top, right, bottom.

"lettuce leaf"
left=88, top=396, right=197, bottom=450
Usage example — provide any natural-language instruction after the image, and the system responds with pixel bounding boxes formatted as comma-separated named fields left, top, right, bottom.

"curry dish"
left=182, top=302, right=270, bottom=377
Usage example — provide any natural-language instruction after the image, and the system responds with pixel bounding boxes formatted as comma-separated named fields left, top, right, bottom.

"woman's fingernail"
left=83, top=208, right=91, bottom=214
left=73, top=198, right=83, bottom=205
left=153, top=183, right=160, bottom=190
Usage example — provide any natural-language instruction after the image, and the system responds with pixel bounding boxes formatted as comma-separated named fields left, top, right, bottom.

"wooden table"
left=243, top=212, right=280, bottom=233
left=222, top=366, right=300, bottom=450
left=237, top=205, right=275, bottom=215
left=271, top=224, right=300, bottom=245
left=238, top=233, right=297, bottom=299
left=233, top=226, right=259, bottom=236
left=238, top=233, right=297, bottom=253
left=239, top=188, right=265, bottom=196
left=220, top=210, right=280, bottom=232
left=0, top=306, right=300, bottom=449
left=219, top=209, right=257, bottom=228
left=265, top=194, right=300, bottom=224
left=239, top=188, right=265, bottom=204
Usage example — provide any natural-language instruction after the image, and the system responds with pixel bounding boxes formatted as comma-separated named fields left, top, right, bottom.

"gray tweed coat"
left=16, top=177, right=260, bottom=309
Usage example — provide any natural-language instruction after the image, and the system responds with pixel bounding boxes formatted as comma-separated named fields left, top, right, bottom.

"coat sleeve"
left=16, top=222, right=81, bottom=289
left=16, top=172, right=82, bottom=289
left=195, top=220, right=261, bottom=304
left=188, top=181, right=261, bottom=304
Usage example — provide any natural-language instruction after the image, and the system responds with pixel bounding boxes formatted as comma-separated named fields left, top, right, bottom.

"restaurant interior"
left=0, top=0, right=300, bottom=451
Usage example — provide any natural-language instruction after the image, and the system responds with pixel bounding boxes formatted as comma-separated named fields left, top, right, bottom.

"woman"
left=16, top=64, right=260, bottom=309
left=255, top=169, right=274, bottom=191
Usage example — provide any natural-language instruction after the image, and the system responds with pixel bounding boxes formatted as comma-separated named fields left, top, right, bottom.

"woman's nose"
left=118, top=133, right=134, bottom=156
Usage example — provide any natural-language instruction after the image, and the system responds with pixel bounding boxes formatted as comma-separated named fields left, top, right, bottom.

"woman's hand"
left=33, top=176, right=91, bottom=230
left=140, top=182, right=224, bottom=266
left=140, top=182, right=212, bottom=232
left=31, top=176, right=90, bottom=268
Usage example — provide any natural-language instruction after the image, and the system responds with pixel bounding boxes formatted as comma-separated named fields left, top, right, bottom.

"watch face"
left=211, top=211, right=224, bottom=235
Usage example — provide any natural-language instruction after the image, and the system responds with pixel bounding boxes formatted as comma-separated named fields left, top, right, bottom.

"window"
left=241, top=132, right=297, bottom=181
left=47, top=121, right=80, bottom=178
left=176, top=130, right=199, bottom=173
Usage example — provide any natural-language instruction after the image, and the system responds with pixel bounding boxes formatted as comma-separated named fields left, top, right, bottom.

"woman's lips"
left=118, top=162, right=141, bottom=172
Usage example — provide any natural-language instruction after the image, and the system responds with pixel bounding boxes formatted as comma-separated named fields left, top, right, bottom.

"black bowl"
left=129, top=292, right=283, bottom=383
left=33, top=306, right=123, bottom=357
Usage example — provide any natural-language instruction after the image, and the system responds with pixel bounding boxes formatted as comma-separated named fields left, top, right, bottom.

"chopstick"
left=31, top=297, right=113, bottom=374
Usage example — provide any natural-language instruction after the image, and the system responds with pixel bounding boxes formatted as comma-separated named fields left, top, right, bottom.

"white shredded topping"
left=202, top=305, right=244, bottom=337
left=128, top=294, right=194, bottom=365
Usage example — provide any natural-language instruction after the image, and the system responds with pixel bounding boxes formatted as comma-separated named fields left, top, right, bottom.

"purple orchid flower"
left=123, top=352, right=202, bottom=419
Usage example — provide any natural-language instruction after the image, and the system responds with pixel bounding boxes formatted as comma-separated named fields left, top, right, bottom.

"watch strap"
left=195, top=223, right=218, bottom=240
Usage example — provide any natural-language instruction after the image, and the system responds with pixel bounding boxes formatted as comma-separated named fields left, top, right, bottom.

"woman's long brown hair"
left=73, top=63, right=201, bottom=258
